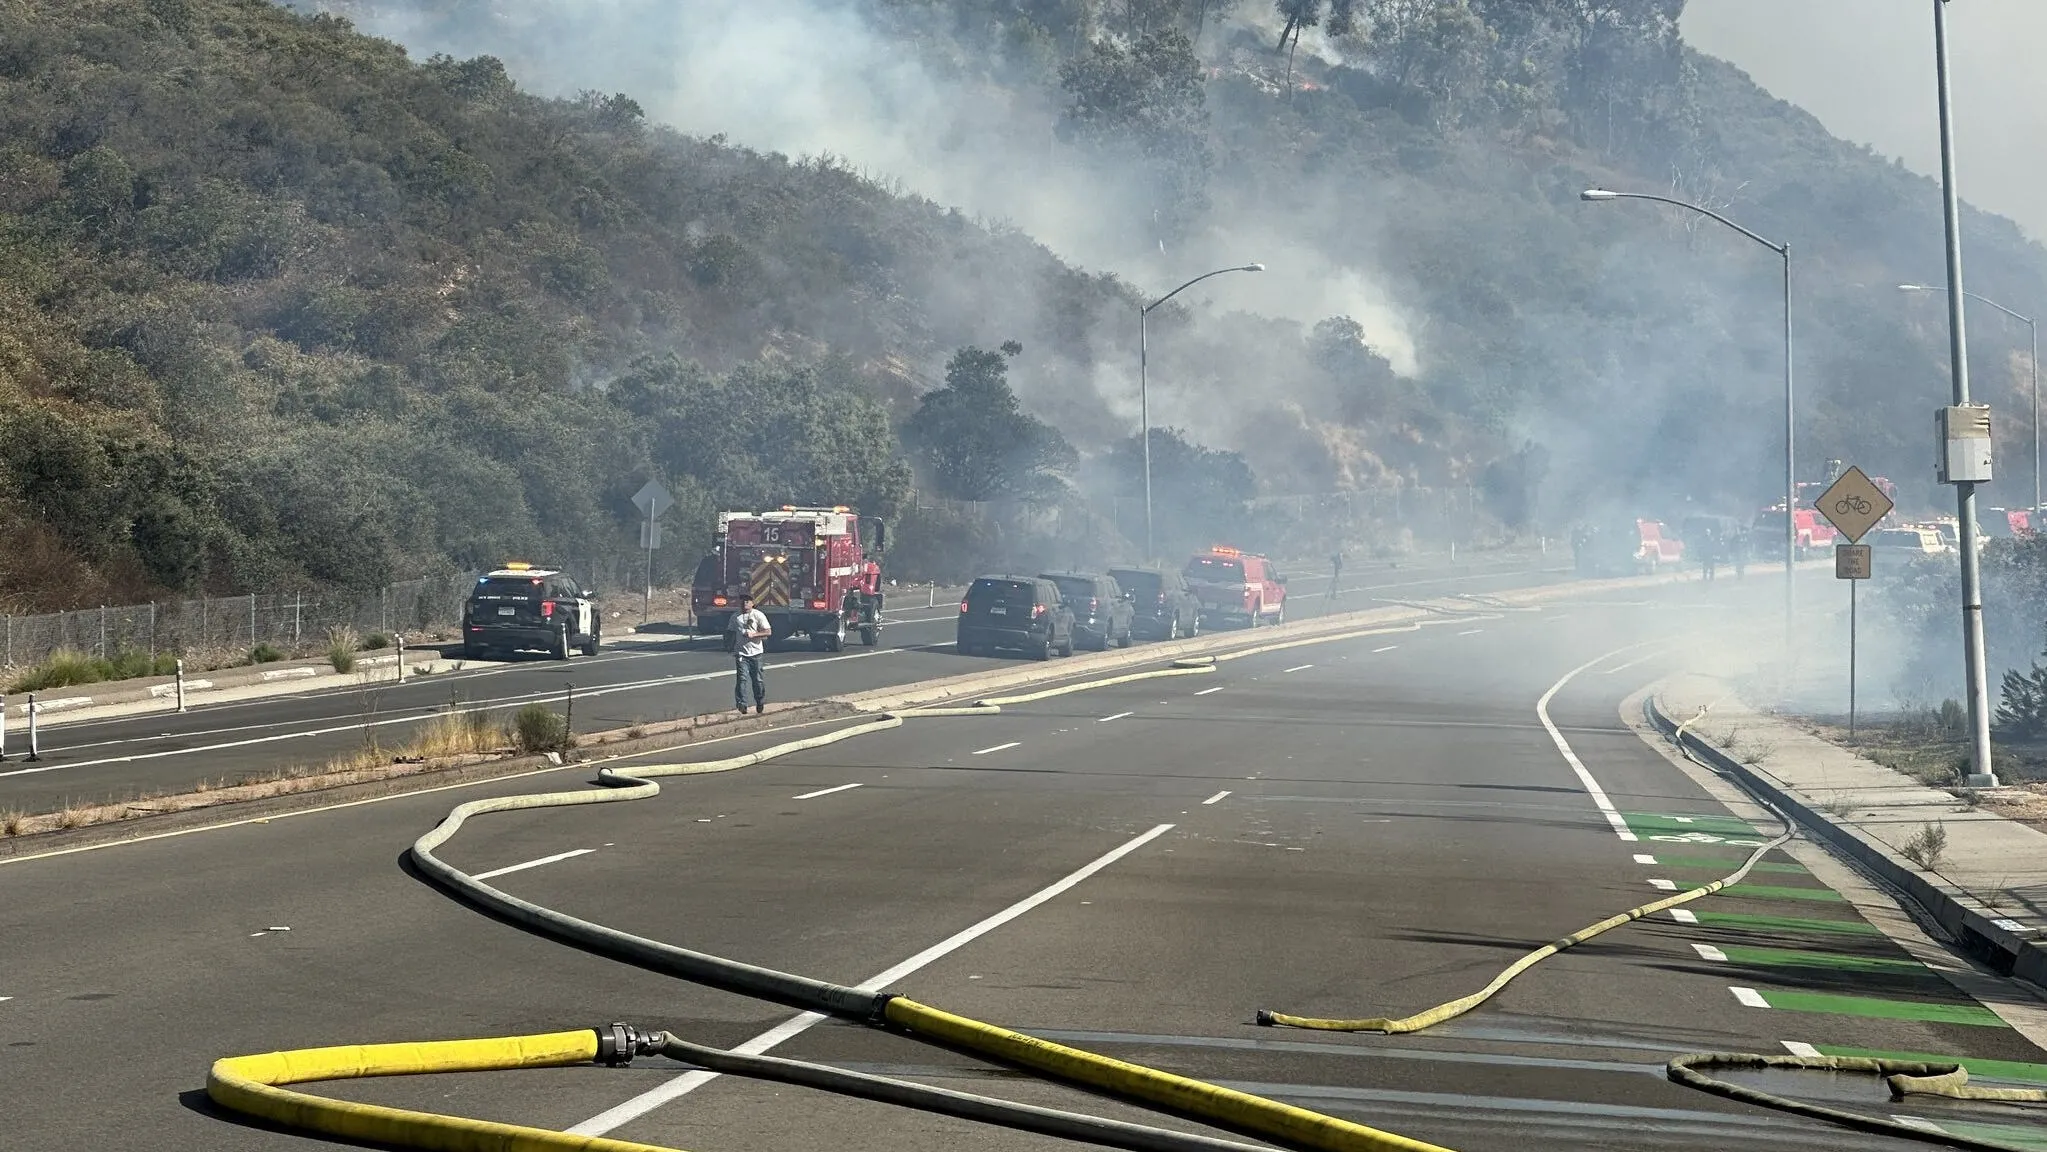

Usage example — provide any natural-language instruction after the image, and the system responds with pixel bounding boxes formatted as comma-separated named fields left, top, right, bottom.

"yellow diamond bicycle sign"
left=1812, top=466, right=1894, bottom=543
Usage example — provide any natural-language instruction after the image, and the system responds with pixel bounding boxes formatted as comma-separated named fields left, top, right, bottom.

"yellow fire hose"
left=202, top=625, right=2036, bottom=1152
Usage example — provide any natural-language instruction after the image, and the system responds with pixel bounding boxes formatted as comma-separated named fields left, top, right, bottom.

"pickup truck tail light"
left=1032, top=603, right=1047, bottom=619
left=542, top=601, right=555, bottom=618
left=959, top=600, right=970, bottom=613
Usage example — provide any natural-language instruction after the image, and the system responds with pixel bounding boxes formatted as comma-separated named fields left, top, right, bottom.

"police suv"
left=461, top=563, right=600, bottom=660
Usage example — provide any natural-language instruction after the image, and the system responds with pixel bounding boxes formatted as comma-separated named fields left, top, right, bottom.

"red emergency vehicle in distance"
left=1754, top=503, right=1837, bottom=559
left=1182, top=545, right=1288, bottom=629
left=695, top=506, right=886, bottom=651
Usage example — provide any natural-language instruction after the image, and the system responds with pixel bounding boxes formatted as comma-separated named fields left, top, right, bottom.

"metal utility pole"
left=1901, top=284, right=2038, bottom=518
left=1932, top=0, right=1997, bottom=787
left=1580, top=188, right=1795, bottom=646
left=1138, top=263, right=1265, bottom=560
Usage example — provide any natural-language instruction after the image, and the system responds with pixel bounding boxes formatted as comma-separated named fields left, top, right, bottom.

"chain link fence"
left=0, top=574, right=477, bottom=672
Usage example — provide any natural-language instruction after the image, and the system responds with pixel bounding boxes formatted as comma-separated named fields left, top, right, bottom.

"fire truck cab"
left=696, top=506, right=887, bottom=652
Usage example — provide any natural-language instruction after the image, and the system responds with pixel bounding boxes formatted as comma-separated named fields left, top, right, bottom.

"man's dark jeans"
left=734, top=654, right=765, bottom=711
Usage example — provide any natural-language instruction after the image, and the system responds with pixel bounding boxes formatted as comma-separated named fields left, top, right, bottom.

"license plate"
left=497, top=606, right=515, bottom=616
left=988, top=606, right=1007, bottom=615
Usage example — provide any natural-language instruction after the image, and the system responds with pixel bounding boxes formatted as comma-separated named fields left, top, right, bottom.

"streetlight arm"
left=1144, top=263, right=1265, bottom=314
left=1900, top=283, right=2035, bottom=325
left=1583, top=190, right=1787, bottom=255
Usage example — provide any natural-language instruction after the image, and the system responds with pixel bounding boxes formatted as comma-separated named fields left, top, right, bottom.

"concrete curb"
left=1644, top=692, right=2047, bottom=992
left=2, top=650, right=430, bottom=718
left=0, top=699, right=857, bottom=859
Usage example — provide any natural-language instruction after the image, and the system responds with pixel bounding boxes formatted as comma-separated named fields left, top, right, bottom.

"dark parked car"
left=1039, top=571, right=1135, bottom=650
left=462, top=563, right=600, bottom=660
left=957, top=576, right=1075, bottom=660
left=1107, top=566, right=1200, bottom=641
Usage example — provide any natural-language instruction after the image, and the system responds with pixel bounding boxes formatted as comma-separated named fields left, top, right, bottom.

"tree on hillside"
left=1105, top=426, right=1255, bottom=553
left=1058, top=26, right=1212, bottom=242
left=904, top=343, right=1077, bottom=502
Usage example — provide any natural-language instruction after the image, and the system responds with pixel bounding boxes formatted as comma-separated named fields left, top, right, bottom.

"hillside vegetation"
left=8, top=0, right=2047, bottom=618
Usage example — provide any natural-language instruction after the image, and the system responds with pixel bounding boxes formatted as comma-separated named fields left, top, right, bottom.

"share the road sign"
left=1812, top=466, right=1893, bottom=543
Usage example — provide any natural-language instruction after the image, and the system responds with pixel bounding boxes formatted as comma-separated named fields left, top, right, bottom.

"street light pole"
left=1932, top=0, right=1997, bottom=788
left=1899, top=284, right=2039, bottom=518
left=1138, top=263, right=1265, bottom=560
left=1580, top=188, right=1795, bottom=645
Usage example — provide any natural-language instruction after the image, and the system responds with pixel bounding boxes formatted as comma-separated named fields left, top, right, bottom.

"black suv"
left=1039, top=571, right=1135, bottom=651
left=957, top=576, right=1074, bottom=660
left=462, top=564, right=600, bottom=660
left=1107, top=565, right=1200, bottom=641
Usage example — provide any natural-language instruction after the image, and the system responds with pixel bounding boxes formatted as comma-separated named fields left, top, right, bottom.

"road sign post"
left=631, top=480, right=674, bottom=627
left=1815, top=468, right=1888, bottom=741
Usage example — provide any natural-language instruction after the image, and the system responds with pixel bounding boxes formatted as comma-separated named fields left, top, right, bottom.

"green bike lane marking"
left=1900, top=1117, right=2047, bottom=1149
left=1816, top=1046, right=2047, bottom=1085
left=1731, top=987, right=2008, bottom=1027
left=1623, top=811, right=1762, bottom=838
left=1651, top=854, right=1805, bottom=874
left=1680, top=910, right=1880, bottom=936
left=1713, top=945, right=1923, bottom=974
left=1712, top=883, right=1844, bottom=903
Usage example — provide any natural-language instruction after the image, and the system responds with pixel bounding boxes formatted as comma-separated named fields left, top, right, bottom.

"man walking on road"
left=731, top=592, right=770, bottom=715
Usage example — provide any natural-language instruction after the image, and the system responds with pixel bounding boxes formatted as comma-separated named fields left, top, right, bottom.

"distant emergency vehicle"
left=695, top=506, right=887, bottom=651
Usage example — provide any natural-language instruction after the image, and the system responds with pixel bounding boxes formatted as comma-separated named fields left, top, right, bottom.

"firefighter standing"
left=730, top=592, right=770, bottom=715
left=1329, top=550, right=1344, bottom=603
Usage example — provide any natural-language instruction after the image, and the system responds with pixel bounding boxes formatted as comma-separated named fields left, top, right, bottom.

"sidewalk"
left=1651, top=670, right=2047, bottom=989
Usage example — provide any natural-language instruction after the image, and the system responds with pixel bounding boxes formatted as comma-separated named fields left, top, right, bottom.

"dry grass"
left=1, top=706, right=512, bottom=840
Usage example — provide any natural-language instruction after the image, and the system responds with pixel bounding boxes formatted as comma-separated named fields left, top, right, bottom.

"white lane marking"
left=1670, top=909, right=1700, bottom=924
left=0, top=646, right=919, bottom=779
left=1535, top=643, right=1652, bottom=842
left=472, top=848, right=595, bottom=881
left=1731, top=986, right=1770, bottom=1008
left=1633, top=853, right=1657, bottom=864
left=0, top=996, right=12, bottom=1002
left=1282, top=664, right=1314, bottom=674
left=1098, top=712, right=1134, bottom=723
left=1194, top=686, right=1226, bottom=696
left=1691, top=943, right=1729, bottom=962
left=1457, top=629, right=1483, bottom=636
left=568, top=823, right=1178, bottom=1135
left=1672, top=816, right=1695, bottom=824
left=1781, top=1041, right=1822, bottom=1058
left=792, top=783, right=864, bottom=800
left=1371, top=645, right=1398, bottom=653
left=1648, top=878, right=1678, bottom=891
left=972, top=742, right=1021, bottom=755
left=1202, top=790, right=1232, bottom=805
left=1892, top=1116, right=1948, bottom=1134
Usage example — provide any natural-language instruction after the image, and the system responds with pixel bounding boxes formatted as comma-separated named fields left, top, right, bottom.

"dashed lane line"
left=792, top=783, right=864, bottom=800
left=1203, top=790, right=1232, bottom=805
left=472, top=848, right=595, bottom=881
left=1194, top=686, right=1226, bottom=696
left=567, top=823, right=1177, bottom=1135
left=972, top=742, right=1021, bottom=756
left=1728, top=987, right=2008, bottom=1026
left=1098, top=712, right=1134, bottom=722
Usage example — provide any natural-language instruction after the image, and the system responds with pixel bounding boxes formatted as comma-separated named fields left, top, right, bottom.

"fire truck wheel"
left=860, top=624, right=879, bottom=646
left=1248, top=602, right=1262, bottom=628
left=820, top=617, right=847, bottom=652
left=1274, top=602, right=1285, bottom=626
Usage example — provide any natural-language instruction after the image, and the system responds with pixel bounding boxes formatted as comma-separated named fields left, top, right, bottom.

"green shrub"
left=511, top=703, right=570, bottom=753
left=362, top=632, right=392, bottom=651
left=326, top=626, right=359, bottom=673
left=249, top=642, right=285, bottom=664
left=6, top=648, right=179, bottom=692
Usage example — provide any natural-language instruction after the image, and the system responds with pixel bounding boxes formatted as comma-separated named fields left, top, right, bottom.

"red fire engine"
left=696, top=506, right=887, bottom=651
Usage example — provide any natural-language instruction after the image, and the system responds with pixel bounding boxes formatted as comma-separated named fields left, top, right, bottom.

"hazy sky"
left=1682, top=0, right=2047, bottom=242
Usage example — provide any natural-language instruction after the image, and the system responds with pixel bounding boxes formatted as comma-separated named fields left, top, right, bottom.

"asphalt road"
left=0, top=554, right=1564, bottom=815
left=6, top=566, right=2031, bottom=1152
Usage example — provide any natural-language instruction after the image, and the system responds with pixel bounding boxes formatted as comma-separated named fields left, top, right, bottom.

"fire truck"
left=694, top=506, right=887, bottom=651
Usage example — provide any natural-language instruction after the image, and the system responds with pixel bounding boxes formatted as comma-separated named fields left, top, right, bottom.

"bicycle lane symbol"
left=1647, top=831, right=1766, bottom=847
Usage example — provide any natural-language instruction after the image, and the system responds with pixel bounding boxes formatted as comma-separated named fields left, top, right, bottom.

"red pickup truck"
left=1183, top=545, right=1288, bottom=629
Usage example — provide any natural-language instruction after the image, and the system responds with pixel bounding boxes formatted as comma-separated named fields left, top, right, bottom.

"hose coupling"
left=594, top=1022, right=664, bottom=1066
